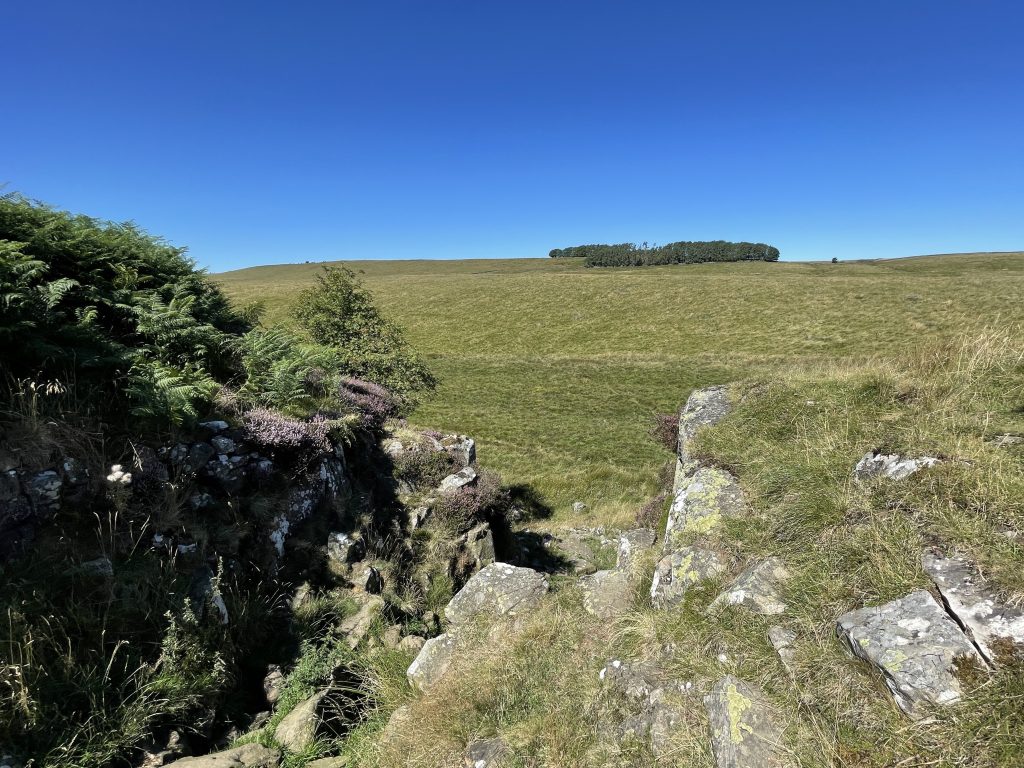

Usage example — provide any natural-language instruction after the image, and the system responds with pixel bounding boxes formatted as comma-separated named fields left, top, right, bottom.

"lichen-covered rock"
left=836, top=589, right=983, bottom=717
left=444, top=563, right=549, bottom=628
left=651, top=546, right=725, bottom=607
left=600, top=659, right=659, bottom=703
left=398, top=634, right=426, bottom=654
left=439, top=466, right=478, bottom=492
left=463, top=737, right=507, bottom=768
left=709, top=558, right=789, bottom=616
left=853, top=451, right=940, bottom=482
left=165, top=743, right=280, bottom=767
left=675, top=385, right=732, bottom=489
left=407, top=632, right=458, bottom=691
left=306, top=757, right=348, bottom=768
left=274, top=690, right=326, bottom=752
left=664, top=468, right=744, bottom=553
left=456, top=522, right=496, bottom=574
left=580, top=568, right=633, bottom=619
left=922, top=552, right=1024, bottom=665
left=616, top=528, right=657, bottom=569
left=26, top=470, right=62, bottom=515
left=705, top=676, right=785, bottom=768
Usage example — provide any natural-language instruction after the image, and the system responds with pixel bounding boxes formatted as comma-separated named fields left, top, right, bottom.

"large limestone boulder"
left=836, top=589, right=983, bottom=717
left=853, top=451, right=940, bottom=482
left=165, top=744, right=280, bottom=767
left=580, top=568, right=633, bottom=619
left=444, top=563, right=549, bottom=628
left=407, top=632, right=459, bottom=691
left=651, top=546, right=725, bottom=607
left=664, top=468, right=744, bottom=553
left=922, top=552, right=1024, bottom=665
left=675, top=385, right=732, bottom=488
left=705, top=676, right=785, bottom=768
left=709, top=558, right=789, bottom=616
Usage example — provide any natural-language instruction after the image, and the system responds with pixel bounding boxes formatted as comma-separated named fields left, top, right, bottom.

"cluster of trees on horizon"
left=549, top=240, right=780, bottom=267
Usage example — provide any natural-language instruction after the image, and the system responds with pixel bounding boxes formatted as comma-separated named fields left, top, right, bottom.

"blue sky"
left=3, top=1, right=1022, bottom=270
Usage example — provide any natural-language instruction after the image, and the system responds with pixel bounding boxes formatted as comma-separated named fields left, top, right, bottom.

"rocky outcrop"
left=709, top=558, right=790, bottom=616
left=274, top=690, right=327, bottom=752
left=836, top=590, right=983, bottom=717
left=580, top=568, right=633, bottom=619
left=444, top=563, right=549, bottom=628
left=921, top=552, right=1024, bottom=665
left=616, top=528, right=656, bottom=569
left=674, top=385, right=732, bottom=490
left=705, top=676, right=786, bottom=768
left=651, top=545, right=725, bottom=607
left=164, top=744, right=280, bottom=767
left=663, top=467, right=744, bottom=553
left=407, top=564, right=549, bottom=691
left=853, top=451, right=940, bottom=482
left=407, top=632, right=459, bottom=691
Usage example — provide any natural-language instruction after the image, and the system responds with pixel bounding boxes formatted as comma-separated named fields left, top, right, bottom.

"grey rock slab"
left=599, top=658, right=659, bottom=704
left=444, top=563, right=549, bottom=628
left=463, top=737, right=507, bottom=768
left=441, top=434, right=476, bottom=467
left=675, top=385, right=732, bottom=486
left=338, top=594, right=384, bottom=649
left=710, top=558, right=789, bottom=616
left=407, top=632, right=458, bottom=691
left=853, top=451, right=940, bottom=482
left=616, top=528, right=657, bottom=569
left=651, top=546, right=725, bottom=608
left=306, top=758, right=348, bottom=768
left=580, top=568, right=633, bottom=619
left=664, top=467, right=744, bottom=553
left=922, top=552, right=1024, bottom=665
left=164, top=744, right=280, bottom=767
left=439, top=466, right=478, bottom=492
left=836, top=589, right=984, bottom=717
left=988, top=433, right=1023, bottom=448
left=274, top=690, right=325, bottom=752
left=705, top=676, right=786, bottom=768
left=767, top=627, right=798, bottom=679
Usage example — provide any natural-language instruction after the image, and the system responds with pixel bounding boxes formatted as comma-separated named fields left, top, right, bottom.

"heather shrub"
left=392, top=449, right=458, bottom=488
left=649, top=412, right=679, bottom=452
left=337, top=377, right=402, bottom=429
left=432, top=469, right=509, bottom=532
left=243, top=408, right=333, bottom=453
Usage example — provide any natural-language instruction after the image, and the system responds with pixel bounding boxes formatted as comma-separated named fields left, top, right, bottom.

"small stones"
left=651, top=546, right=725, bottom=607
left=407, top=632, right=458, bottom=691
left=922, top=552, right=1024, bottom=665
left=444, top=563, right=549, bottom=628
left=572, top=501, right=589, bottom=514
left=616, top=528, right=656, bottom=569
left=463, top=737, right=507, bottom=768
left=705, top=676, right=785, bottom=768
left=709, top=558, right=789, bottom=616
left=836, top=589, right=984, bottom=717
left=767, top=627, right=798, bottom=679
left=580, top=568, right=633, bottom=619
left=439, top=466, right=479, bottom=492
left=853, top=451, right=940, bottom=482
left=263, top=664, right=286, bottom=706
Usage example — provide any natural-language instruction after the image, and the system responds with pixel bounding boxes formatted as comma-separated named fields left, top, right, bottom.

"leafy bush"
left=293, top=267, right=436, bottom=396
left=0, top=194, right=248, bottom=425
left=549, top=239, right=780, bottom=267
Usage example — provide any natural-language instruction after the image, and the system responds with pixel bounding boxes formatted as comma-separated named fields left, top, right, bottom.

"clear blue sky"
left=3, top=1, right=1022, bottom=270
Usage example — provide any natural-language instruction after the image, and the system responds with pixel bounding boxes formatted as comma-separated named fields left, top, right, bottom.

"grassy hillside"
left=216, top=252, right=1024, bottom=525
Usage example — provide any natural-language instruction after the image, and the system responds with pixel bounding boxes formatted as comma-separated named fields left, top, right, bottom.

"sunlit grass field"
left=216, top=252, right=1024, bottom=525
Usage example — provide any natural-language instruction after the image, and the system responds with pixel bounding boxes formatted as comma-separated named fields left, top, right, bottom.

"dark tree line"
left=549, top=240, right=780, bottom=267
